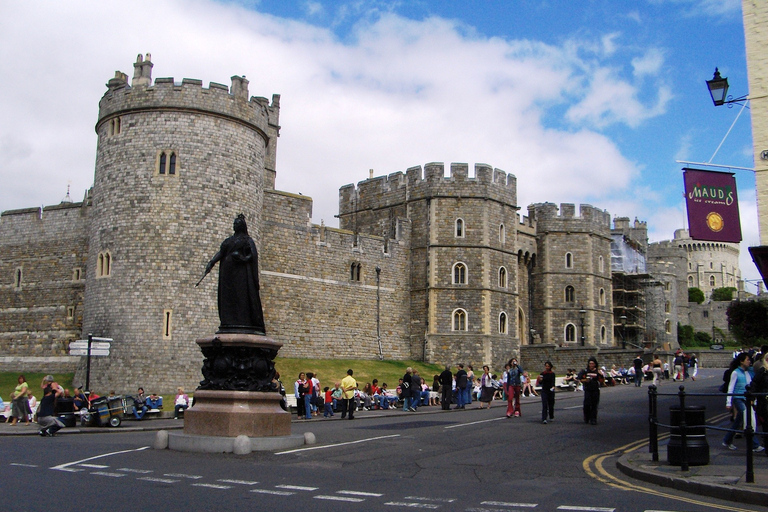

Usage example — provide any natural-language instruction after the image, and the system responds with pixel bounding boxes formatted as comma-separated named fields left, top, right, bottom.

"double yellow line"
left=582, top=413, right=753, bottom=512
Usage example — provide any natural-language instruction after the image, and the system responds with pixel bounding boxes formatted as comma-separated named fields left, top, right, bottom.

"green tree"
left=711, top=287, right=737, bottom=301
left=688, top=287, right=705, bottom=304
left=678, top=323, right=694, bottom=346
left=727, top=300, right=768, bottom=346
left=693, top=331, right=712, bottom=346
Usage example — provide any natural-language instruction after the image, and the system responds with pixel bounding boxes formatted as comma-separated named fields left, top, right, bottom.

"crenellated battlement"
left=339, top=162, right=517, bottom=217
left=530, top=202, right=611, bottom=235
left=97, top=55, right=280, bottom=139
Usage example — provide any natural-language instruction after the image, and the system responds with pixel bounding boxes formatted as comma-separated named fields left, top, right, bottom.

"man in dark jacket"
left=633, top=354, right=644, bottom=387
left=454, top=364, right=467, bottom=409
left=439, top=365, right=453, bottom=410
left=402, top=367, right=414, bottom=412
left=37, top=375, right=65, bottom=437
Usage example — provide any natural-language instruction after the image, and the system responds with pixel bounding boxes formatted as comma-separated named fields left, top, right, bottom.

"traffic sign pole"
left=86, top=333, right=92, bottom=393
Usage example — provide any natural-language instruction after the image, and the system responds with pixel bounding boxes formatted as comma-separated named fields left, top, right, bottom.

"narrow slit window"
left=455, top=219, right=464, bottom=238
left=163, top=309, right=173, bottom=340
left=169, top=152, right=176, bottom=175
left=499, top=312, right=508, bottom=334
left=14, top=268, right=22, bottom=289
left=159, top=152, right=167, bottom=174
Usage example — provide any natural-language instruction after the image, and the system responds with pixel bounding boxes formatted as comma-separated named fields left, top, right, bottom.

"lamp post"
left=375, top=266, right=383, bottom=360
left=619, top=315, right=627, bottom=349
left=706, top=68, right=748, bottom=107
left=579, top=308, right=586, bottom=346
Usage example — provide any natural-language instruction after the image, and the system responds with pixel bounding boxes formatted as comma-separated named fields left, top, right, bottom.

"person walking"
left=689, top=353, right=699, bottom=381
left=651, top=354, right=663, bottom=386
left=578, top=357, right=605, bottom=425
left=9, top=375, right=31, bottom=426
left=439, top=365, right=453, bottom=410
left=537, top=361, right=556, bottom=424
left=454, top=364, right=467, bottom=410
left=633, top=354, right=644, bottom=387
left=465, top=365, right=475, bottom=406
left=478, top=366, right=494, bottom=409
left=340, top=369, right=357, bottom=420
left=722, top=353, right=764, bottom=452
left=505, top=358, right=523, bottom=417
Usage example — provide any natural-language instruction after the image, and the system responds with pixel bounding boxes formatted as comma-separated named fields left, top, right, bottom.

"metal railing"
left=648, top=384, right=766, bottom=483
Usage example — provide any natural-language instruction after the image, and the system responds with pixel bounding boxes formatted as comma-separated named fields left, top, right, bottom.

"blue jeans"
left=464, top=385, right=472, bottom=404
left=403, top=397, right=411, bottom=411
left=723, top=398, right=759, bottom=448
left=634, top=371, right=643, bottom=386
left=456, top=388, right=466, bottom=408
left=303, top=394, right=312, bottom=419
left=133, top=405, right=147, bottom=420
left=323, top=403, right=334, bottom=417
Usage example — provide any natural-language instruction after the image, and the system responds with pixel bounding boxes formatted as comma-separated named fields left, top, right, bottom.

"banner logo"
left=683, top=168, right=741, bottom=243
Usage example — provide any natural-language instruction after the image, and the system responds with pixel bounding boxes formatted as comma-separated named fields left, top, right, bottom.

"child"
left=323, top=387, right=334, bottom=418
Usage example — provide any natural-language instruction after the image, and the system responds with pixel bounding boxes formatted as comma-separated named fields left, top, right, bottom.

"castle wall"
left=0, top=202, right=88, bottom=367
left=260, top=190, right=412, bottom=360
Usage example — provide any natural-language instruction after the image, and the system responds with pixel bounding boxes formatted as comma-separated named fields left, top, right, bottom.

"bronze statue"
left=203, top=214, right=266, bottom=335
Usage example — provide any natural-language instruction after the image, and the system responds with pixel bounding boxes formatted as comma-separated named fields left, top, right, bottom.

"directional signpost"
left=69, top=334, right=113, bottom=392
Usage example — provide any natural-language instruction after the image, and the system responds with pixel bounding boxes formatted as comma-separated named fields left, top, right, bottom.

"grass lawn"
left=0, top=372, right=75, bottom=403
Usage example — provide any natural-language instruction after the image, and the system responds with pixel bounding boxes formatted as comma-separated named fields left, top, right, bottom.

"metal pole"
left=678, top=385, right=688, bottom=472
left=85, top=333, right=92, bottom=394
left=376, top=266, right=383, bottom=360
left=746, top=388, right=755, bottom=483
left=649, top=384, right=658, bottom=461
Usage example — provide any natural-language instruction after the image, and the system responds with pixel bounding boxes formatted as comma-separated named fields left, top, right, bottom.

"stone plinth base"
left=167, top=431, right=305, bottom=453
left=184, top=390, right=291, bottom=437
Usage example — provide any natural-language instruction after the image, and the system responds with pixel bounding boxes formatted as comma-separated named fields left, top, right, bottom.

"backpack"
left=719, top=367, right=734, bottom=393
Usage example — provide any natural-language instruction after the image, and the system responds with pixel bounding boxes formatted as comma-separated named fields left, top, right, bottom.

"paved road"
left=2, top=369, right=765, bottom=512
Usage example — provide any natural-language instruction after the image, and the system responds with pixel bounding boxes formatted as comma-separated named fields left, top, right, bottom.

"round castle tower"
left=530, top=203, right=613, bottom=346
left=79, top=54, right=280, bottom=393
left=672, top=229, right=741, bottom=299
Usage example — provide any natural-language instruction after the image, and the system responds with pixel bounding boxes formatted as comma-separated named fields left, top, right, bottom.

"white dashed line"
left=250, top=489, right=295, bottom=496
left=275, top=484, right=318, bottom=491
left=558, top=507, right=615, bottom=512
left=9, top=463, right=38, bottom=468
left=218, top=479, right=259, bottom=485
left=338, top=490, right=384, bottom=497
left=275, top=434, right=401, bottom=455
left=138, top=477, right=180, bottom=484
left=192, top=483, right=232, bottom=489
left=117, top=468, right=153, bottom=474
left=384, top=502, right=440, bottom=509
left=164, top=473, right=203, bottom=479
left=51, top=446, right=150, bottom=472
left=481, top=501, right=538, bottom=508
left=91, top=471, right=126, bottom=478
left=406, top=496, right=456, bottom=503
left=314, top=495, right=366, bottom=502
left=443, top=417, right=505, bottom=429
left=79, top=464, right=110, bottom=469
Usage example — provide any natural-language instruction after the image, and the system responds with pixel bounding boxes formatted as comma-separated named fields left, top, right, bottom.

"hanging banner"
left=683, top=168, right=741, bottom=243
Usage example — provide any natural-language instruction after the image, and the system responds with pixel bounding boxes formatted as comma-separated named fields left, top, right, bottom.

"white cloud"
left=632, top=48, right=664, bottom=77
left=0, top=1, right=670, bottom=230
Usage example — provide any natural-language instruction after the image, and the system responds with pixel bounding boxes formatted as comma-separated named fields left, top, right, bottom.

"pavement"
left=2, top=400, right=766, bottom=506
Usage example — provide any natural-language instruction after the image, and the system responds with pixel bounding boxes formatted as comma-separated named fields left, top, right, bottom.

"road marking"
left=557, top=507, right=614, bottom=512
left=138, top=477, right=180, bottom=484
left=444, top=417, right=505, bottom=429
left=9, top=463, right=38, bottom=468
left=164, top=473, right=203, bottom=479
left=251, top=489, right=295, bottom=496
left=315, top=495, right=365, bottom=502
left=218, top=479, right=259, bottom=485
left=192, top=483, right=232, bottom=489
left=481, top=501, right=537, bottom=507
left=91, top=471, right=126, bottom=478
left=338, top=490, right=384, bottom=497
left=79, top=463, right=110, bottom=468
left=117, top=468, right=153, bottom=474
left=405, top=496, right=456, bottom=503
left=384, top=502, right=440, bottom=509
left=563, top=405, right=582, bottom=410
left=50, top=446, right=150, bottom=472
left=275, top=484, right=318, bottom=491
left=275, top=434, right=401, bottom=454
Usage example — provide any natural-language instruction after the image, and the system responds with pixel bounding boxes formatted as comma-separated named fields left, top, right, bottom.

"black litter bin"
left=668, top=405, right=709, bottom=466
left=54, top=397, right=77, bottom=428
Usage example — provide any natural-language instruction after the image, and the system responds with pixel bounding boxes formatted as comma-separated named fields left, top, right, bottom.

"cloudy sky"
left=0, top=0, right=759, bottom=288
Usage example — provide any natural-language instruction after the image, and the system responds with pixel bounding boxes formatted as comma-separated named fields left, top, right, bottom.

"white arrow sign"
left=70, top=341, right=111, bottom=350
left=70, top=348, right=110, bottom=357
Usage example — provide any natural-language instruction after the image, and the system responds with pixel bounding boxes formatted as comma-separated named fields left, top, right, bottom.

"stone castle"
left=0, top=55, right=736, bottom=392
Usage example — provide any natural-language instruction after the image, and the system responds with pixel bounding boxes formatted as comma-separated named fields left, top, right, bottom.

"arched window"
left=565, top=252, right=573, bottom=269
left=499, top=224, right=505, bottom=243
left=565, top=323, right=576, bottom=342
left=599, top=255, right=604, bottom=273
left=158, top=150, right=179, bottom=175
left=350, top=262, right=361, bottom=282
left=453, top=309, right=467, bottom=331
left=665, top=320, right=671, bottom=334
left=455, top=218, right=464, bottom=238
left=169, top=152, right=177, bottom=175
left=498, top=267, right=507, bottom=288
left=565, top=285, right=575, bottom=303
left=665, top=301, right=670, bottom=313
left=599, top=288, right=605, bottom=306
left=601, top=325, right=606, bottom=343
left=159, top=152, right=167, bottom=174
left=709, top=275, right=716, bottom=287
left=453, top=262, right=467, bottom=285
left=499, top=312, right=508, bottom=334
left=97, top=251, right=112, bottom=278
left=688, top=276, right=694, bottom=287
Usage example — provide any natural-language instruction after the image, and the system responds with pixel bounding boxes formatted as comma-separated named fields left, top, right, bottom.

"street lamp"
left=579, top=308, right=586, bottom=346
left=706, top=68, right=748, bottom=107
left=619, top=315, right=627, bottom=349
left=375, top=266, right=383, bottom=360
